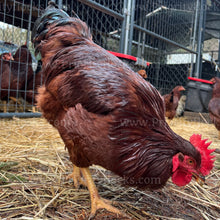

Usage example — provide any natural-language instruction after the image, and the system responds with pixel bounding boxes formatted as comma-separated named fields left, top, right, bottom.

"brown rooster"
left=208, top=77, right=220, bottom=138
left=32, top=4, right=215, bottom=218
left=163, top=86, right=185, bottom=120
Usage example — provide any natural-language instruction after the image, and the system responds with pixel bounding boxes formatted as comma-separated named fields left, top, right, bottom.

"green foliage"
left=0, top=161, right=27, bottom=184
left=0, top=161, right=18, bottom=171
left=0, top=172, right=27, bottom=184
left=216, top=158, right=220, bottom=170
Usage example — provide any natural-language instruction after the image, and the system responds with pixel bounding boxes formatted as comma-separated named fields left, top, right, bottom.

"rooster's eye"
left=187, top=159, right=194, bottom=166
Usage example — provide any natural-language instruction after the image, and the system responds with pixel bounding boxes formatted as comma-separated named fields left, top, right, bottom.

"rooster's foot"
left=66, top=165, right=86, bottom=188
left=80, top=167, right=125, bottom=219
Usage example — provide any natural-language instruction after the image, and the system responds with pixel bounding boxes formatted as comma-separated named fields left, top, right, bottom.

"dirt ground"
left=0, top=117, right=219, bottom=220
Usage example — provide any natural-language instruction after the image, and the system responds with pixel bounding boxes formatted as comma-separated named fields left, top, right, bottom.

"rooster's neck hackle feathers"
left=32, top=4, right=92, bottom=67
left=110, top=102, right=202, bottom=189
left=32, top=5, right=69, bottom=41
left=32, top=3, right=69, bottom=56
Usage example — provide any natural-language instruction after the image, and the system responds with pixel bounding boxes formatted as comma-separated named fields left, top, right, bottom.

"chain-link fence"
left=0, top=0, right=220, bottom=117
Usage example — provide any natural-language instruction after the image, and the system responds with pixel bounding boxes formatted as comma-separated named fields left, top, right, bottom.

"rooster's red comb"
left=190, top=134, right=215, bottom=175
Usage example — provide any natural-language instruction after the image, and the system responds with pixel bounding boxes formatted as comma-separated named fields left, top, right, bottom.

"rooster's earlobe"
left=172, top=152, right=185, bottom=172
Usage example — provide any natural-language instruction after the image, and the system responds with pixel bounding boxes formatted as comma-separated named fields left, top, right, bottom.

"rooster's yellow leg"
left=80, top=167, right=122, bottom=218
left=66, top=165, right=86, bottom=188
left=32, top=106, right=36, bottom=113
left=9, top=97, right=19, bottom=103
left=3, top=101, right=7, bottom=113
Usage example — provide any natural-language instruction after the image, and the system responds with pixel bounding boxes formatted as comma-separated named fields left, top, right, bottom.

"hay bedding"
left=0, top=117, right=219, bottom=220
left=0, top=99, right=34, bottom=113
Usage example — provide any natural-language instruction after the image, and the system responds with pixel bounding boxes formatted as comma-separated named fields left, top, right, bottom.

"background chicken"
left=0, top=53, right=16, bottom=100
left=208, top=77, right=220, bottom=138
left=32, top=3, right=215, bottom=218
left=24, top=60, right=43, bottom=105
left=176, top=95, right=186, bottom=117
left=163, top=86, right=185, bottom=120
left=0, top=52, right=14, bottom=61
left=13, top=44, right=34, bottom=103
left=137, top=69, right=147, bottom=79
left=0, top=44, right=34, bottom=106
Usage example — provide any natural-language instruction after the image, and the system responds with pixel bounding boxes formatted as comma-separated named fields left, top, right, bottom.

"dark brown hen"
left=163, top=86, right=185, bottom=120
left=0, top=45, right=33, bottom=102
left=13, top=45, right=34, bottom=103
left=209, top=77, right=220, bottom=138
left=32, top=4, right=215, bottom=218
left=25, top=60, right=44, bottom=104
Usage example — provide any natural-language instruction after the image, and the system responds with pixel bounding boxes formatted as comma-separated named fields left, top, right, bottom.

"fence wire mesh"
left=0, top=0, right=219, bottom=116
left=68, top=0, right=124, bottom=51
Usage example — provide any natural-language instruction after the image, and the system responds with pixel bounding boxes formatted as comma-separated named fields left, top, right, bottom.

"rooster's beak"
left=192, top=172, right=205, bottom=185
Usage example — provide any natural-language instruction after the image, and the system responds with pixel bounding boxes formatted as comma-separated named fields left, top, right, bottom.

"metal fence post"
left=128, top=0, right=135, bottom=55
left=123, top=0, right=132, bottom=54
left=119, top=0, right=127, bottom=53
left=218, top=39, right=220, bottom=77
left=190, top=0, right=200, bottom=77
left=58, top=0, right=63, bottom=9
left=26, top=1, right=33, bottom=47
left=195, top=0, right=207, bottom=78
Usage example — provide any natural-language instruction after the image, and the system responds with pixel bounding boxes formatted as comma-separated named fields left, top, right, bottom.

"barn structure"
left=0, top=0, right=220, bottom=117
